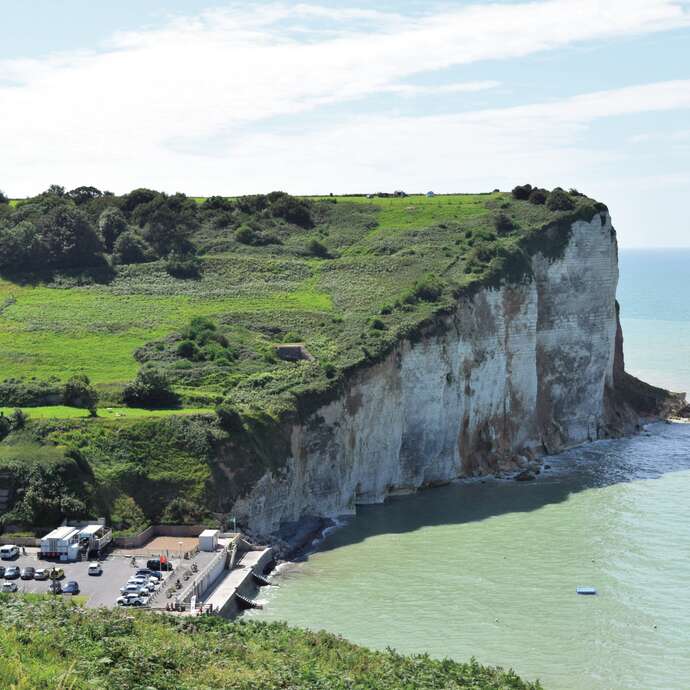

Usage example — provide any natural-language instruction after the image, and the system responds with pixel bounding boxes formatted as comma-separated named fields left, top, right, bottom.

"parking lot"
left=1, top=552, right=178, bottom=608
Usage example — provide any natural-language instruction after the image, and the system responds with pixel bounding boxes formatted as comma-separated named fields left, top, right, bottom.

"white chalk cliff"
left=233, top=212, right=634, bottom=536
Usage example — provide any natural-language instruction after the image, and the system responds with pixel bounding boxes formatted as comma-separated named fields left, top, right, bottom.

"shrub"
left=546, top=188, right=575, bottom=211
left=160, top=497, right=208, bottom=524
left=177, top=339, right=200, bottom=360
left=0, top=190, right=8, bottom=204
left=306, top=239, right=330, bottom=258
left=113, top=230, right=151, bottom=264
left=494, top=212, right=515, bottom=235
left=165, top=252, right=202, bottom=279
left=235, top=223, right=258, bottom=245
left=63, top=374, right=99, bottom=416
left=0, top=415, right=11, bottom=441
left=98, top=207, right=127, bottom=252
left=110, top=495, right=148, bottom=534
left=370, top=318, right=386, bottom=330
left=404, top=274, right=445, bottom=304
left=511, top=184, right=533, bottom=200
left=268, top=192, right=314, bottom=228
left=10, top=409, right=27, bottom=430
left=216, top=404, right=244, bottom=433
left=528, top=188, right=547, bottom=205
left=122, top=368, right=180, bottom=408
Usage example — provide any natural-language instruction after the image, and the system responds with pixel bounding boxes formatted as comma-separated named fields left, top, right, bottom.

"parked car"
left=0, top=566, right=5, bottom=578
left=63, top=581, right=80, bottom=594
left=0, top=545, right=19, bottom=560
left=1, top=581, right=18, bottom=593
left=20, top=567, right=35, bottom=580
left=116, top=593, right=148, bottom=607
left=49, top=580, right=62, bottom=595
left=88, top=562, right=102, bottom=576
left=120, top=583, right=148, bottom=596
left=146, top=559, right=173, bottom=572
left=136, top=569, right=162, bottom=580
left=4, top=566, right=20, bottom=579
left=34, top=568, right=49, bottom=581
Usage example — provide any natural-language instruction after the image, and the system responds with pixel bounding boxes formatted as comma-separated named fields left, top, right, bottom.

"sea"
left=248, top=249, right=690, bottom=690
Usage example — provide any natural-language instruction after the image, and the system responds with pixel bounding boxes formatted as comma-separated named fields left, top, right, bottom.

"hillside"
left=0, top=185, right=609, bottom=533
left=0, top=597, right=540, bottom=689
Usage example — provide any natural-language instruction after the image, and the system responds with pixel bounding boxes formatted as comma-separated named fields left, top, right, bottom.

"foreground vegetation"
left=0, top=184, right=606, bottom=532
left=0, top=597, right=541, bottom=689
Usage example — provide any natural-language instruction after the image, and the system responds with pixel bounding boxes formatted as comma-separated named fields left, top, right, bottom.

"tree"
left=0, top=220, right=39, bottom=269
left=122, top=368, right=180, bottom=408
left=0, top=189, right=8, bottom=204
left=98, top=207, right=128, bottom=252
left=45, top=184, right=66, bottom=197
left=511, top=184, right=533, bottom=200
left=494, top=212, right=515, bottom=235
left=546, top=187, right=575, bottom=211
left=528, top=188, right=547, bottom=205
left=67, top=186, right=102, bottom=205
left=37, top=206, right=103, bottom=268
left=63, top=374, right=99, bottom=416
left=113, top=230, right=151, bottom=264
left=306, top=239, right=330, bottom=258
left=10, top=408, right=27, bottom=429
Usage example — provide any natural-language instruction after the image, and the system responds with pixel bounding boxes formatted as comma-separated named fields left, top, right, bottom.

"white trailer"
left=198, top=529, right=220, bottom=552
left=40, top=526, right=80, bottom=560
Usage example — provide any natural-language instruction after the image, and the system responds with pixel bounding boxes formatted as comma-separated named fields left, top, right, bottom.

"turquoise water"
left=250, top=250, right=690, bottom=690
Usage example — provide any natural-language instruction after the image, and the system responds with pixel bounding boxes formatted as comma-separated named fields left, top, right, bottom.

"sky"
left=1, top=1, right=689, bottom=247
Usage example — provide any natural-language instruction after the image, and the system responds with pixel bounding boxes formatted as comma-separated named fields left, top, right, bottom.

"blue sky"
left=1, top=0, right=689, bottom=246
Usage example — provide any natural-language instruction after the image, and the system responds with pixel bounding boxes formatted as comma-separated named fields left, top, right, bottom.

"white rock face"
left=233, top=213, right=622, bottom=536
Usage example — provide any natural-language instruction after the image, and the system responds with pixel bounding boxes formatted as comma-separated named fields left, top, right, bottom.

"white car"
left=127, top=577, right=157, bottom=592
left=1, top=581, right=18, bottom=593
left=120, top=583, right=148, bottom=596
left=88, top=562, right=102, bottom=576
left=116, top=593, right=149, bottom=607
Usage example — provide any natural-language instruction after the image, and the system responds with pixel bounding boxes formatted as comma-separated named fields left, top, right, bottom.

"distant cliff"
left=228, top=212, right=681, bottom=540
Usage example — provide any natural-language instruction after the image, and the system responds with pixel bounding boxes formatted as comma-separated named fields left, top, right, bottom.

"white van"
left=0, top=545, right=20, bottom=560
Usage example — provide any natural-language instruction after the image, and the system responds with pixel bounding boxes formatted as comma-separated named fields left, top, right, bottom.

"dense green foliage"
left=0, top=186, right=606, bottom=530
left=0, top=598, right=541, bottom=689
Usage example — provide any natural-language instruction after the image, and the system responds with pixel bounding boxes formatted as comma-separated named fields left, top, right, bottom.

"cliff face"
left=232, top=213, right=637, bottom=537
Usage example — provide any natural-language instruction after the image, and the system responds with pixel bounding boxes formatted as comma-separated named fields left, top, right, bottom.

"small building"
left=199, top=529, right=220, bottom=552
left=40, top=526, right=80, bottom=560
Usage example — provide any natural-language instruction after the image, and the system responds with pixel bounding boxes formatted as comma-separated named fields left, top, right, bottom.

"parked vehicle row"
left=1, top=565, right=65, bottom=581
left=116, top=568, right=165, bottom=607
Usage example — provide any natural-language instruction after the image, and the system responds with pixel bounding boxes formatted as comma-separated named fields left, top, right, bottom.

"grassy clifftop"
left=0, top=597, right=541, bottom=689
left=0, top=186, right=606, bottom=532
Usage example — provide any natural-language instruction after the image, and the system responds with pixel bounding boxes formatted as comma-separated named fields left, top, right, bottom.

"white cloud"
left=1, top=0, right=689, bottom=196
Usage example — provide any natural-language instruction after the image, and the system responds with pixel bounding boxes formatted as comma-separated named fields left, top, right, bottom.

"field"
left=0, top=193, right=571, bottom=412
left=0, top=405, right=214, bottom=419
left=0, top=597, right=541, bottom=689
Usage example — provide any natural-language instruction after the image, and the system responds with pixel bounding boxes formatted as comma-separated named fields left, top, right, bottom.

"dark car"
left=136, top=569, right=162, bottom=580
left=4, top=566, right=20, bottom=579
left=146, top=559, right=173, bottom=572
left=49, top=580, right=62, bottom=594
left=63, top=580, right=80, bottom=594
left=0, top=566, right=5, bottom=578
left=20, top=567, right=35, bottom=580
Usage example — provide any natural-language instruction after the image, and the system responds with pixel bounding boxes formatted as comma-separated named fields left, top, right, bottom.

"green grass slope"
left=0, top=597, right=541, bottom=690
